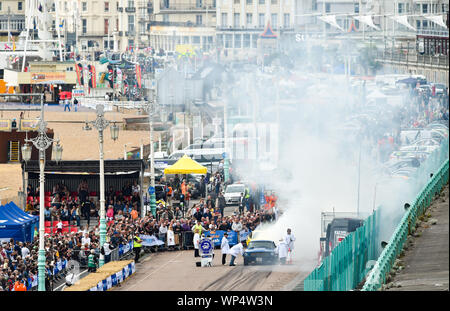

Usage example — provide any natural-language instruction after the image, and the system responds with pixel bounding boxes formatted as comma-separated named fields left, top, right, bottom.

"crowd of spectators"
left=2, top=158, right=278, bottom=291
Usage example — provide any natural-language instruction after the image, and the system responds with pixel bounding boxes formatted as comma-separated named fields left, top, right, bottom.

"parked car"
left=243, top=240, right=278, bottom=266
left=224, top=183, right=246, bottom=205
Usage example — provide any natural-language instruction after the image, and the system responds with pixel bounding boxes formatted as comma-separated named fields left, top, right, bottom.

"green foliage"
left=357, top=43, right=381, bottom=75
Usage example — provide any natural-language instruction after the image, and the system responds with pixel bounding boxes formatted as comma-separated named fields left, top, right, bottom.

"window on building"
left=225, top=34, right=232, bottom=48
left=243, top=34, right=250, bottom=47
left=163, top=14, right=169, bottom=22
left=258, top=13, right=265, bottom=27
left=222, top=13, right=228, bottom=27
left=104, top=19, right=109, bottom=34
left=325, top=3, right=330, bottom=13
left=196, top=0, right=203, bottom=8
left=117, top=1, right=119, bottom=10
left=128, top=15, right=134, bottom=32
left=234, top=0, right=240, bottom=4
left=82, top=2, right=87, bottom=11
left=422, top=3, right=428, bottom=14
left=217, top=34, right=223, bottom=47
left=193, top=36, right=200, bottom=44
left=416, top=20, right=421, bottom=29
left=283, top=13, right=290, bottom=28
left=183, top=36, right=189, bottom=43
left=271, top=0, right=276, bottom=4
left=234, top=34, right=241, bottom=48
left=252, top=34, right=258, bottom=48
left=259, top=0, right=264, bottom=4
left=128, top=0, right=134, bottom=8
left=105, top=1, right=109, bottom=12
left=0, top=2, right=2, bottom=11
left=354, top=3, right=359, bottom=13
left=18, top=1, right=22, bottom=10
left=397, top=3, right=403, bottom=14
left=271, top=13, right=277, bottom=28
left=246, top=0, right=252, bottom=4
left=234, top=13, right=240, bottom=27
left=422, top=20, right=428, bottom=28
left=82, top=19, right=87, bottom=33
left=196, top=15, right=202, bottom=25
left=246, top=13, right=252, bottom=26
left=64, top=1, right=68, bottom=11
left=312, top=0, right=317, bottom=11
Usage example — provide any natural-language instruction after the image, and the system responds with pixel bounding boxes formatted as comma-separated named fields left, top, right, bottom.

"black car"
left=243, top=240, right=278, bottom=266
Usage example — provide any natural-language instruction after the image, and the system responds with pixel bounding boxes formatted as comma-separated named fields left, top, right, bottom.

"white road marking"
left=127, top=251, right=183, bottom=290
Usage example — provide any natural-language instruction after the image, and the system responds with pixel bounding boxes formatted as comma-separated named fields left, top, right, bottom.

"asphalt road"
left=113, top=248, right=309, bottom=291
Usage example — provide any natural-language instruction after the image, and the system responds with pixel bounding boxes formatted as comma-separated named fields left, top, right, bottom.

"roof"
left=260, top=21, right=277, bottom=39
left=22, top=160, right=146, bottom=174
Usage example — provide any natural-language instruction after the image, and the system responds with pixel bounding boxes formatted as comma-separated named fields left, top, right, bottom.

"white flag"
left=390, top=15, right=416, bottom=31
left=424, top=15, right=447, bottom=29
left=354, top=15, right=380, bottom=30
left=319, top=15, right=345, bottom=32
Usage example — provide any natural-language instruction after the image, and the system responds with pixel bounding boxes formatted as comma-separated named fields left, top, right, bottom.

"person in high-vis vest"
left=88, top=249, right=97, bottom=272
left=244, top=188, right=250, bottom=212
left=133, top=234, right=143, bottom=263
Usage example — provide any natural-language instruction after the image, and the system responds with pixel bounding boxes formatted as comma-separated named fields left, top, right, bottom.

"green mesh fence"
left=303, top=211, right=378, bottom=291
left=304, top=137, right=449, bottom=291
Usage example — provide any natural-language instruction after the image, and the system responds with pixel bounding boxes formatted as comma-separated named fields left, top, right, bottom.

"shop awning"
left=164, top=155, right=207, bottom=174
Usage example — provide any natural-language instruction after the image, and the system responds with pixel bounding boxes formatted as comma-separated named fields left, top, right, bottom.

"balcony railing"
left=376, top=49, right=449, bottom=68
left=416, top=29, right=449, bottom=38
left=149, top=21, right=211, bottom=28
left=159, top=1, right=216, bottom=11
left=125, top=7, right=136, bottom=13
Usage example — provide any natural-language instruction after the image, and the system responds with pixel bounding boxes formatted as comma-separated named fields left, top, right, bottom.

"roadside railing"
left=362, top=158, right=449, bottom=291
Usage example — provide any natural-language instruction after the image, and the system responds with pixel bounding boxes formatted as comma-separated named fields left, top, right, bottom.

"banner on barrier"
left=203, top=230, right=238, bottom=247
left=140, top=234, right=165, bottom=247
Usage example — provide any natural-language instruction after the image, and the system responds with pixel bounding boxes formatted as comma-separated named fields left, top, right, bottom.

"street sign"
left=148, top=186, right=155, bottom=195
left=200, top=239, right=213, bottom=255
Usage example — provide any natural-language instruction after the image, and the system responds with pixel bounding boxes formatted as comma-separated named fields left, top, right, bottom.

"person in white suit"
left=193, top=228, right=200, bottom=257
left=284, top=228, right=296, bottom=263
left=167, top=226, right=175, bottom=250
left=277, top=238, right=289, bottom=265
left=228, top=241, right=246, bottom=266
left=221, top=232, right=230, bottom=265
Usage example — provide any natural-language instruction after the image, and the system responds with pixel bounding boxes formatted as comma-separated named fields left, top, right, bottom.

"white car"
left=224, top=183, right=246, bottom=206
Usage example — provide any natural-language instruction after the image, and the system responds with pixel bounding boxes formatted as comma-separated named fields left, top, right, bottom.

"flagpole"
left=55, top=0, right=64, bottom=61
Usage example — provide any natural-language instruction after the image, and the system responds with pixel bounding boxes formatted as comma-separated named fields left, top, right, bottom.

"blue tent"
left=2, top=202, right=39, bottom=241
left=0, top=203, right=35, bottom=242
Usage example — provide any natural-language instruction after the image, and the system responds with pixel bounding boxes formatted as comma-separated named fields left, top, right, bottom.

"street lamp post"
left=143, top=101, right=156, bottom=217
left=21, top=97, right=63, bottom=291
left=83, top=104, right=119, bottom=267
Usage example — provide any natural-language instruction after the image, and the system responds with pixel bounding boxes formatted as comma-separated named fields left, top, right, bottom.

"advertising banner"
left=139, top=234, right=165, bottom=247
left=203, top=230, right=238, bottom=247
left=30, top=72, right=66, bottom=84
left=0, top=120, right=11, bottom=131
left=20, top=119, right=38, bottom=131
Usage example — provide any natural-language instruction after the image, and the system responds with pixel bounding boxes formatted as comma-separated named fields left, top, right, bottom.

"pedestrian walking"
left=228, top=241, right=246, bottom=266
left=64, top=98, right=71, bottom=112
left=221, top=232, right=230, bottom=265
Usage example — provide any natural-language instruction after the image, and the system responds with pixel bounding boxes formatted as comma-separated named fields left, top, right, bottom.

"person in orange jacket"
left=14, top=280, right=27, bottom=291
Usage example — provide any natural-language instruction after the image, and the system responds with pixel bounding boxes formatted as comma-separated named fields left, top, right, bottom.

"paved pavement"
left=386, top=184, right=449, bottom=291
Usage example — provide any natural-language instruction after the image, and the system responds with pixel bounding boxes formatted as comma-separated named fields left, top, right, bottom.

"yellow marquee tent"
left=164, top=155, right=207, bottom=174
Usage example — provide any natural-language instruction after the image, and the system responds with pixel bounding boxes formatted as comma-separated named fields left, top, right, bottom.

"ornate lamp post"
left=83, top=104, right=119, bottom=267
left=143, top=101, right=156, bottom=217
left=22, top=104, right=63, bottom=292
